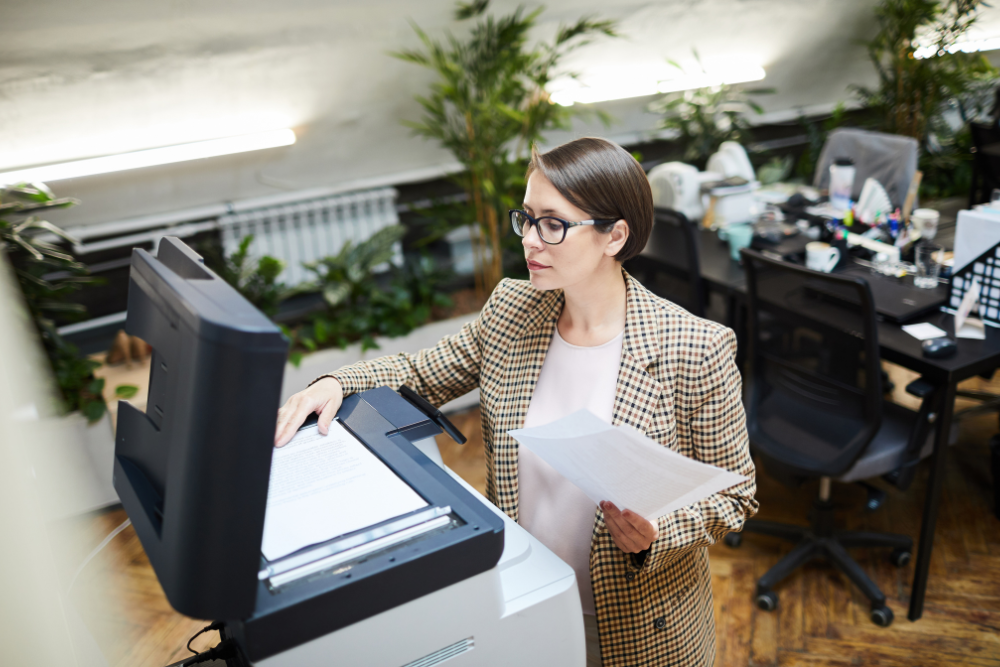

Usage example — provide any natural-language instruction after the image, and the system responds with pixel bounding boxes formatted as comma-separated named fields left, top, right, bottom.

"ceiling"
left=2, top=0, right=998, bottom=228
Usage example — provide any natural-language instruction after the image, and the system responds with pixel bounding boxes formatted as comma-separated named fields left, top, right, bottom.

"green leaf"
left=288, top=351, right=303, bottom=367
left=114, top=384, right=139, bottom=399
left=82, top=399, right=107, bottom=423
left=87, top=377, right=106, bottom=396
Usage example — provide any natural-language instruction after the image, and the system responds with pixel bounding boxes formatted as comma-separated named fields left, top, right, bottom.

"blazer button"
left=625, top=572, right=635, bottom=582
left=654, top=616, right=667, bottom=630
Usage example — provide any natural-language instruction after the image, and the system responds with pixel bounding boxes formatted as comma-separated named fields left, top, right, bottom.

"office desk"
left=645, top=228, right=1000, bottom=621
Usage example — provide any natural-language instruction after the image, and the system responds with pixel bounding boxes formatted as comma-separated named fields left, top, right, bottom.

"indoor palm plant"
left=0, top=183, right=131, bottom=422
left=651, top=58, right=771, bottom=170
left=393, top=0, right=617, bottom=296
left=853, top=0, right=998, bottom=197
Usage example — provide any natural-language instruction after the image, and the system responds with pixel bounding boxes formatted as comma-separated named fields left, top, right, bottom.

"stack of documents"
left=510, top=410, right=746, bottom=521
left=261, top=421, right=428, bottom=561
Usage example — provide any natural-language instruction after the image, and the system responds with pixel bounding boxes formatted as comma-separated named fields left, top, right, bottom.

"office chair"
left=969, top=121, right=1000, bottom=207
left=728, top=249, right=941, bottom=627
left=813, top=128, right=919, bottom=209
left=625, top=207, right=707, bottom=317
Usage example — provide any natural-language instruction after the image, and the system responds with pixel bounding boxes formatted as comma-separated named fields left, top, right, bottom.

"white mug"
left=911, top=208, right=940, bottom=241
left=806, top=241, right=840, bottom=273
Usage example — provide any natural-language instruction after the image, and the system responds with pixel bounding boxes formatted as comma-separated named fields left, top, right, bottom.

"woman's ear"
left=605, top=219, right=630, bottom=257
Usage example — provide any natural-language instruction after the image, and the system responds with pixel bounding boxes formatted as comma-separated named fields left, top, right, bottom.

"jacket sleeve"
left=634, top=327, right=758, bottom=573
left=314, top=282, right=501, bottom=408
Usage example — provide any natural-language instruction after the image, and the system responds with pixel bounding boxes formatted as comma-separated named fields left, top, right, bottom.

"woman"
left=274, top=137, right=758, bottom=666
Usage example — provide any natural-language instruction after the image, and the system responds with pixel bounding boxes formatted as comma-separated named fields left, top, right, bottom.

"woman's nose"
left=521, top=222, right=544, bottom=250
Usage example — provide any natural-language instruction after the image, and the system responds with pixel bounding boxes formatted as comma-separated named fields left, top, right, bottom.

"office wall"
left=2, top=0, right=997, bottom=228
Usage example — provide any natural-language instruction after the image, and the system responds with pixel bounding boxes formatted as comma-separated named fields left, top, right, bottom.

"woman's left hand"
left=600, top=501, right=659, bottom=553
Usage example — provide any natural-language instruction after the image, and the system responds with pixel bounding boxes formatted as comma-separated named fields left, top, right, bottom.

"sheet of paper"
left=957, top=318, right=986, bottom=340
left=954, top=277, right=981, bottom=334
left=261, top=420, right=428, bottom=561
left=954, top=208, right=1000, bottom=273
left=901, top=322, right=948, bottom=341
left=509, top=410, right=747, bottom=521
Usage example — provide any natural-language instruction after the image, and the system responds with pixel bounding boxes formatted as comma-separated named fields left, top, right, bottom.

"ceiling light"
left=550, top=62, right=766, bottom=107
left=913, top=35, right=1000, bottom=59
left=0, top=128, right=296, bottom=185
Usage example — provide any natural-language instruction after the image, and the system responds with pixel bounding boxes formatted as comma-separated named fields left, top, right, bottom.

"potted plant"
left=393, top=0, right=617, bottom=296
left=852, top=0, right=998, bottom=198
left=0, top=183, right=136, bottom=514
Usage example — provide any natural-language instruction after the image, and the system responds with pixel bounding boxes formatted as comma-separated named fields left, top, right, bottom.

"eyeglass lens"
left=511, top=211, right=566, bottom=244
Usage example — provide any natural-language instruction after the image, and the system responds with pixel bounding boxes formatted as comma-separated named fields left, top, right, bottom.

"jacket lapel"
left=493, top=288, right=563, bottom=521
left=611, top=273, right=666, bottom=436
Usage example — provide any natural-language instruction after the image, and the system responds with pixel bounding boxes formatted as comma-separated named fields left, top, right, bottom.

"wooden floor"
left=63, top=363, right=1000, bottom=666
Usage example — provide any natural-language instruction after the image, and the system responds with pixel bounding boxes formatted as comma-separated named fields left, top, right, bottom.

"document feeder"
left=115, top=237, right=505, bottom=662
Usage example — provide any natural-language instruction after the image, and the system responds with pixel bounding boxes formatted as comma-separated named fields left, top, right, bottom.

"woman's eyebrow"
left=525, top=204, right=567, bottom=216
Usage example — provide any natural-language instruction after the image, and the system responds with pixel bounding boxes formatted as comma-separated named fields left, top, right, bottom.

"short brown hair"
left=526, top=137, right=652, bottom=262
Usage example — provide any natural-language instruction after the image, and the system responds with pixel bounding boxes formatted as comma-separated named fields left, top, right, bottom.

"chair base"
left=736, top=497, right=912, bottom=624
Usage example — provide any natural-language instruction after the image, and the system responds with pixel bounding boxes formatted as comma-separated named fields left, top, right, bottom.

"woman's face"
left=521, top=171, right=628, bottom=292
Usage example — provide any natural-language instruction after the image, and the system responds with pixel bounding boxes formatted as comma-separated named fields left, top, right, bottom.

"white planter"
left=29, top=411, right=119, bottom=519
left=281, top=312, right=481, bottom=414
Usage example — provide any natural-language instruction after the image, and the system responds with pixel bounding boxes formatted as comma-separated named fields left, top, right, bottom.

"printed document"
left=261, top=420, right=428, bottom=561
left=509, top=410, right=746, bottom=521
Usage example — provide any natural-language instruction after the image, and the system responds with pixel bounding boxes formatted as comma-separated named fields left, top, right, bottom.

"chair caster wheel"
left=755, top=589, right=778, bottom=612
left=889, top=548, right=911, bottom=567
left=724, top=532, right=743, bottom=548
left=870, top=604, right=894, bottom=627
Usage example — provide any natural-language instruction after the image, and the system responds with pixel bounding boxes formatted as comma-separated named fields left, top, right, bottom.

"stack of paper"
left=261, top=421, right=428, bottom=561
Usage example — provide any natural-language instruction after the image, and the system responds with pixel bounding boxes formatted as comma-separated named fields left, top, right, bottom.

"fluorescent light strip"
left=914, top=35, right=1000, bottom=59
left=0, top=128, right=296, bottom=185
left=551, top=64, right=766, bottom=106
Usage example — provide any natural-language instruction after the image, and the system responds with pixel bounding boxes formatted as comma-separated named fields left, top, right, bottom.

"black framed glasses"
left=509, top=209, right=618, bottom=245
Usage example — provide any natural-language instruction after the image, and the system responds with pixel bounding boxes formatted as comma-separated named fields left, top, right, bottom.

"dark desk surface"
left=692, top=228, right=1000, bottom=383
left=697, top=229, right=746, bottom=293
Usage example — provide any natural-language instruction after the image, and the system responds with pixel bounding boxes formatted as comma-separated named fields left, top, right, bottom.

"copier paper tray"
left=228, top=387, right=505, bottom=662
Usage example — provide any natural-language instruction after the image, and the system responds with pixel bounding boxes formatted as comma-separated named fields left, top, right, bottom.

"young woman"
left=274, top=137, right=758, bottom=666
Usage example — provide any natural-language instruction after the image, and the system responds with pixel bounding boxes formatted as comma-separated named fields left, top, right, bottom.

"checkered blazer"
left=329, top=272, right=758, bottom=666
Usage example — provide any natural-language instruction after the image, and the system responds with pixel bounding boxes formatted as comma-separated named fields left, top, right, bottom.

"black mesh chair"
left=625, top=207, right=707, bottom=317
left=969, top=121, right=1000, bottom=207
left=728, top=249, right=942, bottom=627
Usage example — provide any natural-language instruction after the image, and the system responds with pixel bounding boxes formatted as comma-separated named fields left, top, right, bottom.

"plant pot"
left=29, top=410, right=118, bottom=519
left=281, top=312, right=481, bottom=414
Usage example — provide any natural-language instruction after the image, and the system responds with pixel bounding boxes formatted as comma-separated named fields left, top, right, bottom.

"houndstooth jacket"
left=328, top=271, right=758, bottom=666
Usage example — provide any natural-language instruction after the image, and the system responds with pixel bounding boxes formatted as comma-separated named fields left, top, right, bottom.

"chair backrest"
left=629, top=207, right=706, bottom=316
left=813, top=128, right=918, bottom=209
left=741, top=249, right=884, bottom=478
left=969, top=122, right=1000, bottom=201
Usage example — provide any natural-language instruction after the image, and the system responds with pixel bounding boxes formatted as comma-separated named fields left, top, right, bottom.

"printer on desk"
left=115, top=237, right=584, bottom=666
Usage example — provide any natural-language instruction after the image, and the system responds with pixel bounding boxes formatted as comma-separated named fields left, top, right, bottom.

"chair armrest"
left=905, top=378, right=935, bottom=399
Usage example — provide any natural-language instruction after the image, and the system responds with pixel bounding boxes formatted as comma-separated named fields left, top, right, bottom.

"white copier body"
left=253, top=438, right=586, bottom=667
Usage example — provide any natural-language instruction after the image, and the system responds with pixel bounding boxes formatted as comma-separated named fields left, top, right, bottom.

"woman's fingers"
left=275, top=398, right=317, bottom=447
left=274, top=378, right=344, bottom=447
left=621, top=508, right=659, bottom=543
left=317, top=396, right=339, bottom=435
left=601, top=501, right=658, bottom=553
left=601, top=502, right=642, bottom=552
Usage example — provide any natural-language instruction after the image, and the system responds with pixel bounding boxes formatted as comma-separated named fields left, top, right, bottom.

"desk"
left=646, top=228, right=1000, bottom=621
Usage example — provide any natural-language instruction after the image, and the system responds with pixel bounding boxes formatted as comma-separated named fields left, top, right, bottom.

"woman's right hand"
left=274, top=376, right=344, bottom=447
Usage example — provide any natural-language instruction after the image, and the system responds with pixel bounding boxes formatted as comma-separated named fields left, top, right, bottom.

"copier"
left=114, top=237, right=584, bottom=666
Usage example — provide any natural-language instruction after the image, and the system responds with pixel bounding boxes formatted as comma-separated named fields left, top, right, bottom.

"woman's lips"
left=527, top=259, right=550, bottom=271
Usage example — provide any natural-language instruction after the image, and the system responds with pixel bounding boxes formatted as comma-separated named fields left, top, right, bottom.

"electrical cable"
left=186, top=621, right=226, bottom=655
left=67, top=517, right=132, bottom=594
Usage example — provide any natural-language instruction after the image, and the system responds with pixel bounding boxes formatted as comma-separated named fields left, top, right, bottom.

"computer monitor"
left=114, top=237, right=288, bottom=620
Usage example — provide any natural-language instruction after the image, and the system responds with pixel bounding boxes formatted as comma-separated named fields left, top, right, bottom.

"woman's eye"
left=542, top=219, right=564, bottom=235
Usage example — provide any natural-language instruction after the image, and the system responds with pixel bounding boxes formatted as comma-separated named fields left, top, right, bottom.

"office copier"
left=114, top=237, right=584, bottom=666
